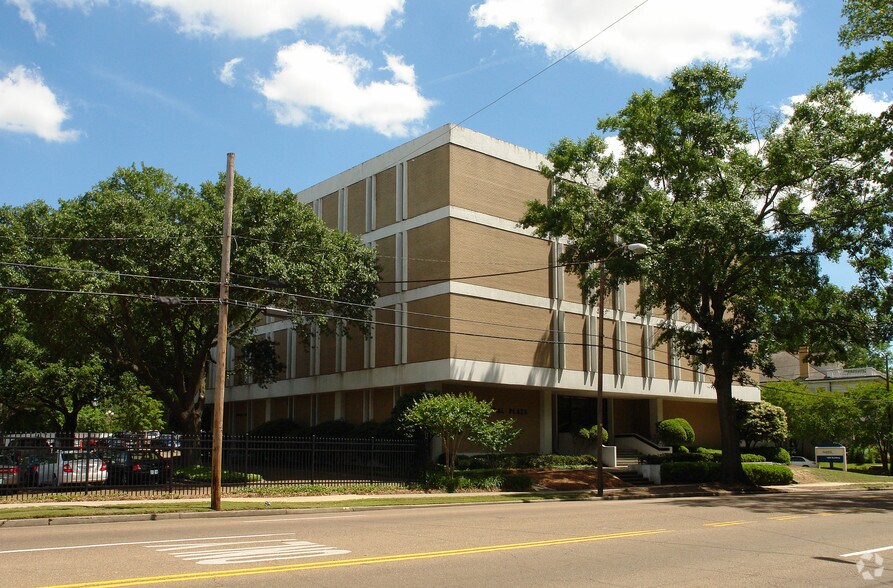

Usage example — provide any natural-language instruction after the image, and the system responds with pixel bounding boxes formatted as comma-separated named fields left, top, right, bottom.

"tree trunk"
left=171, top=369, right=207, bottom=437
left=713, top=368, right=750, bottom=485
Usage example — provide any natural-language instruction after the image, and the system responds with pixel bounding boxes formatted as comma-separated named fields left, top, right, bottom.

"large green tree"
left=848, top=382, right=893, bottom=474
left=761, top=381, right=858, bottom=450
left=0, top=202, right=127, bottom=433
left=521, top=64, right=891, bottom=483
left=833, top=0, right=893, bottom=94
left=3, top=165, right=379, bottom=435
left=834, top=0, right=893, bottom=348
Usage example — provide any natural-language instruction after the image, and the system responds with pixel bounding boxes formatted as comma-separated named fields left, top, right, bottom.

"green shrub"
left=422, top=468, right=532, bottom=492
left=660, top=461, right=794, bottom=485
left=657, top=418, right=696, bottom=447
left=353, top=419, right=400, bottom=438
left=576, top=425, right=608, bottom=444
left=500, top=474, right=534, bottom=491
left=528, top=454, right=597, bottom=468
left=694, top=447, right=722, bottom=461
left=174, top=465, right=263, bottom=483
left=661, top=461, right=720, bottom=483
left=247, top=418, right=311, bottom=437
left=756, top=447, right=791, bottom=465
left=740, top=453, right=766, bottom=462
left=311, top=419, right=357, bottom=437
left=453, top=453, right=598, bottom=470
left=676, top=445, right=690, bottom=453
left=642, top=452, right=709, bottom=464
left=742, top=463, right=793, bottom=485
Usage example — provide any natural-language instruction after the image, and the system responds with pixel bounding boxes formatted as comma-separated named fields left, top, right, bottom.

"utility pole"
left=211, top=153, right=235, bottom=511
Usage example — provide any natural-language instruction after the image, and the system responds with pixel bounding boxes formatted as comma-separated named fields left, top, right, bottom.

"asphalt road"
left=1, top=491, right=891, bottom=587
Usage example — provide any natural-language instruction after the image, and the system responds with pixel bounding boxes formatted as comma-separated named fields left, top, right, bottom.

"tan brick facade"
left=218, top=125, right=759, bottom=450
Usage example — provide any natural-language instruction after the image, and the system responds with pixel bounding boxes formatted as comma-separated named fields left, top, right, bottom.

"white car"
left=789, top=456, right=817, bottom=468
left=33, top=452, right=108, bottom=486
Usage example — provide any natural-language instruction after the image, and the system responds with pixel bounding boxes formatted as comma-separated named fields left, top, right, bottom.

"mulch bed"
left=518, top=468, right=630, bottom=491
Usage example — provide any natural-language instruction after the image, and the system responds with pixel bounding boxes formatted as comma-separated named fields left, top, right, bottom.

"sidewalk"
left=2, top=480, right=889, bottom=523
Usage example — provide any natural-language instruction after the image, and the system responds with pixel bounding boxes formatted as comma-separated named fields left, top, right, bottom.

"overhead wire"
left=6, top=280, right=892, bottom=403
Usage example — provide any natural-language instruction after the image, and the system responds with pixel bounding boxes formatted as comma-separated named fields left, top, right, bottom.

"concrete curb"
left=1, top=484, right=890, bottom=528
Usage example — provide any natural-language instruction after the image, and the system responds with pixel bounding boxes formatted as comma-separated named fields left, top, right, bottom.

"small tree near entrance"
left=402, top=392, right=520, bottom=478
left=736, top=400, right=789, bottom=449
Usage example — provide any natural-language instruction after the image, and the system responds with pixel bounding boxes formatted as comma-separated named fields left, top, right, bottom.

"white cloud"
left=850, top=92, right=892, bottom=117
left=383, top=53, right=415, bottom=85
left=0, top=66, right=79, bottom=142
left=7, top=0, right=106, bottom=38
left=218, top=57, right=243, bottom=86
left=257, top=41, right=433, bottom=137
left=135, top=0, right=404, bottom=37
left=471, top=0, right=798, bottom=79
left=781, top=91, right=891, bottom=119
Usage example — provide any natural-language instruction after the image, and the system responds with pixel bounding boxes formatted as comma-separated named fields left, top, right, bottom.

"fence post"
left=167, top=439, right=174, bottom=494
left=243, top=434, right=249, bottom=488
left=370, top=437, right=375, bottom=484
left=84, top=432, right=91, bottom=496
left=311, top=435, right=316, bottom=485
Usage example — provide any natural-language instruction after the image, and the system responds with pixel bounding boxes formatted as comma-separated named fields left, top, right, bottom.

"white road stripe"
left=0, top=533, right=294, bottom=555
left=160, top=540, right=350, bottom=565
left=236, top=515, right=367, bottom=523
left=841, top=545, right=893, bottom=558
left=155, top=539, right=290, bottom=551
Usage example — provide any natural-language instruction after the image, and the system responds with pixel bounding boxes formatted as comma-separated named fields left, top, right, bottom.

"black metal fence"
left=0, top=432, right=427, bottom=501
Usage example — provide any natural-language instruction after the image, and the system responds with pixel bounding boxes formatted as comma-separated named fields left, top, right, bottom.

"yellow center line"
left=769, top=515, right=807, bottom=521
left=704, top=521, right=751, bottom=527
left=42, top=529, right=667, bottom=588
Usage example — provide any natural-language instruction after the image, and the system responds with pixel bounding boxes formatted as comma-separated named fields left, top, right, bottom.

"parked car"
left=789, top=456, right=817, bottom=467
left=149, top=433, right=181, bottom=451
left=0, top=454, right=19, bottom=489
left=31, top=452, right=108, bottom=486
left=5, top=436, right=53, bottom=461
left=18, top=454, right=52, bottom=486
left=96, top=432, right=144, bottom=450
left=99, top=449, right=170, bottom=485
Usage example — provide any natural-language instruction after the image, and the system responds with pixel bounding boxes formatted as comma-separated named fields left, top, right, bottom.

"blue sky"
left=1, top=1, right=889, bottom=286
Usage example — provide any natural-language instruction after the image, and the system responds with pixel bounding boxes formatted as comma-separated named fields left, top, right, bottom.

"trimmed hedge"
left=661, top=461, right=720, bottom=483
left=454, top=453, right=598, bottom=470
left=660, top=461, right=793, bottom=485
left=742, top=463, right=793, bottom=485
left=740, top=453, right=766, bottom=463
left=643, top=452, right=712, bottom=464
left=657, top=418, right=696, bottom=446
left=175, top=465, right=263, bottom=483
left=756, top=447, right=791, bottom=465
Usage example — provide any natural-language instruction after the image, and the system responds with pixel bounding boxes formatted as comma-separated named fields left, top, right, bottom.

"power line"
left=760, top=381, right=893, bottom=405
left=0, top=261, right=219, bottom=289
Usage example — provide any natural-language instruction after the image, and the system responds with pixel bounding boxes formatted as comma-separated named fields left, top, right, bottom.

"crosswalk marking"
left=153, top=539, right=350, bottom=565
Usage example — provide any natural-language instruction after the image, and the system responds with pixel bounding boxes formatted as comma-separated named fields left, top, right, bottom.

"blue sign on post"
left=814, top=444, right=847, bottom=471
left=817, top=455, right=844, bottom=463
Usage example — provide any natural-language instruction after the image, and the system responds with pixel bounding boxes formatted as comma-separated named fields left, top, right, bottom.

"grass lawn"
left=792, top=464, right=893, bottom=484
left=0, top=493, right=587, bottom=521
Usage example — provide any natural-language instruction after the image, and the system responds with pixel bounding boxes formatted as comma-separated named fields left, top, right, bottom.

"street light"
left=596, top=242, right=648, bottom=497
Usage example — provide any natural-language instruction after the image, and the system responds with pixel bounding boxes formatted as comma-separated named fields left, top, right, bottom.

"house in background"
left=208, top=124, right=761, bottom=453
left=765, top=348, right=887, bottom=392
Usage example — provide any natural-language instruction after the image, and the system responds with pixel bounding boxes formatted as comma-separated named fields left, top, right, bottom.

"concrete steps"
left=610, top=448, right=651, bottom=485
left=607, top=467, right=652, bottom=486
